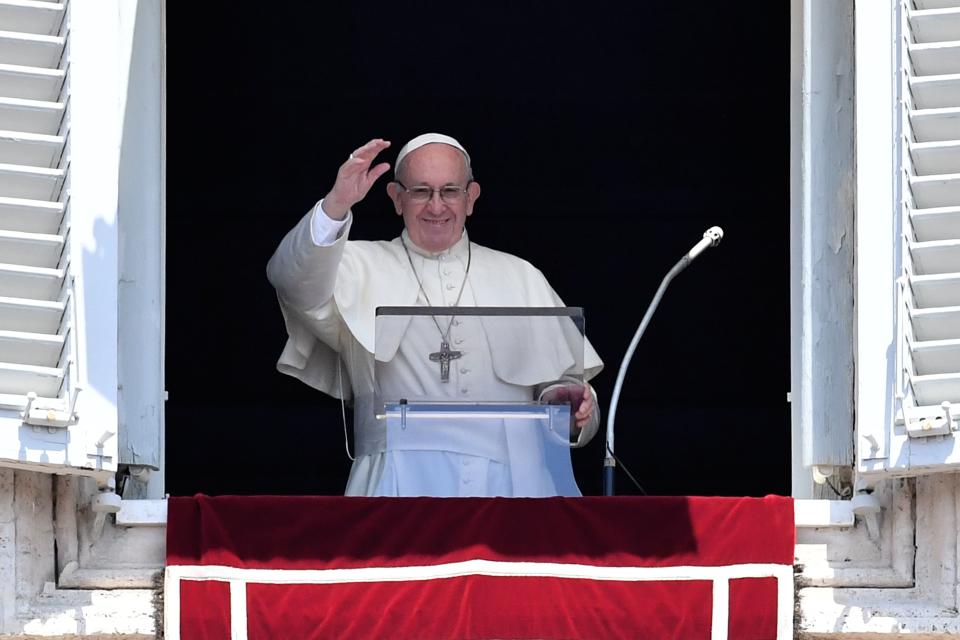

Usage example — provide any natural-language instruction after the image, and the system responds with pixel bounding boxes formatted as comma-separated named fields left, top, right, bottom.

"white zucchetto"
left=394, top=133, right=471, bottom=178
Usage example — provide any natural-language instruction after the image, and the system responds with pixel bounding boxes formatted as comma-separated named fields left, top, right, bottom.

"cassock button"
left=446, top=283, right=456, bottom=290
left=455, top=337, right=464, bottom=345
left=460, top=367, right=470, bottom=374
left=460, top=388, right=469, bottom=394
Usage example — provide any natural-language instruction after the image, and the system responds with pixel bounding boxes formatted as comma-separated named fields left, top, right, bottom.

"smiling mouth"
left=421, top=217, right=451, bottom=226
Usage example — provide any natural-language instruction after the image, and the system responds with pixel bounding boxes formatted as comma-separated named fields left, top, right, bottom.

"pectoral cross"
left=429, top=340, right=462, bottom=382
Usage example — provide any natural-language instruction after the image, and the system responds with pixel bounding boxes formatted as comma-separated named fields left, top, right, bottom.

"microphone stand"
left=603, top=227, right=723, bottom=496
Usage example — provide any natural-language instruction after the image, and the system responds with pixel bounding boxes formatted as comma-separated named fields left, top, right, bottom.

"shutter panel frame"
left=0, top=0, right=121, bottom=480
left=859, top=0, right=960, bottom=479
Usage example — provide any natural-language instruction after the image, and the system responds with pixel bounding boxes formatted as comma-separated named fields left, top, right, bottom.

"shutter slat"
left=910, top=73, right=960, bottom=109
left=910, top=173, right=960, bottom=207
left=0, top=129, right=63, bottom=167
left=0, top=96, right=63, bottom=135
left=0, top=63, right=62, bottom=101
left=0, top=196, right=62, bottom=234
left=0, top=197, right=64, bottom=234
left=911, top=140, right=960, bottom=174
left=0, top=162, right=62, bottom=200
left=0, top=295, right=62, bottom=333
left=0, top=1, right=64, bottom=37
left=911, top=239, right=960, bottom=273
left=911, top=338, right=960, bottom=374
left=912, top=305, right=960, bottom=340
left=913, top=372, right=960, bottom=405
left=0, top=329, right=62, bottom=366
left=911, top=206, right=960, bottom=240
left=0, top=262, right=63, bottom=300
left=910, top=107, right=960, bottom=141
left=0, top=360, right=62, bottom=397
left=0, top=229, right=62, bottom=268
left=910, top=8, right=960, bottom=43
left=916, top=1, right=960, bottom=11
left=911, top=273, right=960, bottom=308
left=910, top=41, right=960, bottom=75
left=0, top=30, right=63, bottom=68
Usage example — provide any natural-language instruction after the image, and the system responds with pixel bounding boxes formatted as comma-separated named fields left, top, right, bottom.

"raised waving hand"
left=322, top=139, right=392, bottom=220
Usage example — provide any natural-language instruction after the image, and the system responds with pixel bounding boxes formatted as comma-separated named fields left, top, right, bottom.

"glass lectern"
left=367, top=306, right=587, bottom=497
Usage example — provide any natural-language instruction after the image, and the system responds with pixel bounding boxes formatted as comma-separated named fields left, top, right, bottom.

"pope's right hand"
left=321, top=138, right=392, bottom=220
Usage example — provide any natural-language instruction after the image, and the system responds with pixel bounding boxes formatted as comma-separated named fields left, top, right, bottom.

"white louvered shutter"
left=0, top=1, right=116, bottom=476
left=0, top=1, right=69, bottom=410
left=875, top=0, right=960, bottom=474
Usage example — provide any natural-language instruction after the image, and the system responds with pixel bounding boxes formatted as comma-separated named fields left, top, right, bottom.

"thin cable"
left=606, top=443, right=647, bottom=495
left=824, top=476, right=848, bottom=499
left=338, top=356, right=354, bottom=461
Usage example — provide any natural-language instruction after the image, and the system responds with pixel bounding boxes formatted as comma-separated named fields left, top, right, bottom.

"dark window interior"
left=165, top=2, right=791, bottom=496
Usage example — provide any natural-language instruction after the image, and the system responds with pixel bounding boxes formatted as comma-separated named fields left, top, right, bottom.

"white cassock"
left=267, top=202, right=604, bottom=497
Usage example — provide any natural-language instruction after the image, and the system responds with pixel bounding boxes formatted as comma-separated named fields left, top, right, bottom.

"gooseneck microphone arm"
left=602, top=227, right=724, bottom=496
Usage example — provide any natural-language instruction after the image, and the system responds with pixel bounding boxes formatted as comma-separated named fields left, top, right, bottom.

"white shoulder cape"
left=274, top=230, right=603, bottom=401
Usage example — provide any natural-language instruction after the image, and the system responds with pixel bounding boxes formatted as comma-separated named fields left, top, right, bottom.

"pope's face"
left=387, top=144, right=481, bottom=253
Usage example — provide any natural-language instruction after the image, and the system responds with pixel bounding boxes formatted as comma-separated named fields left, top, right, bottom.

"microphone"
left=602, top=226, right=725, bottom=496
left=686, top=226, right=724, bottom=261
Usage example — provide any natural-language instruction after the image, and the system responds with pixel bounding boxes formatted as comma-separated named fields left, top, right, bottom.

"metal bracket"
left=87, top=430, right=115, bottom=472
left=901, top=402, right=957, bottom=438
left=21, top=385, right=81, bottom=428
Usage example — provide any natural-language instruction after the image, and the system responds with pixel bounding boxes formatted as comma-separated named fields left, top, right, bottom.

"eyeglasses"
left=395, top=181, right=471, bottom=204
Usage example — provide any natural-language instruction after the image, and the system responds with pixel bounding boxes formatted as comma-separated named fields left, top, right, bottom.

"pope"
left=267, top=133, right=604, bottom=496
